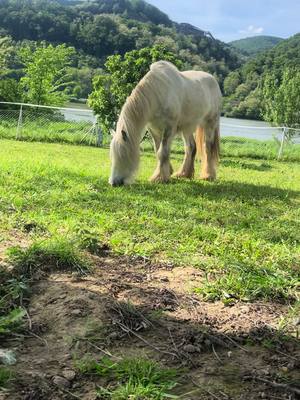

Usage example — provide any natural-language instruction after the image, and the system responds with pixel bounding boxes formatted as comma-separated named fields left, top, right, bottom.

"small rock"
left=0, top=349, right=17, bottom=365
left=52, top=376, right=71, bottom=389
left=62, top=369, right=76, bottom=381
left=70, top=309, right=82, bottom=317
left=240, top=306, right=250, bottom=313
left=160, top=277, right=169, bottom=282
left=287, top=362, right=295, bottom=370
left=61, top=354, right=72, bottom=362
left=293, top=317, right=300, bottom=326
left=183, top=344, right=199, bottom=354
left=108, top=332, right=119, bottom=340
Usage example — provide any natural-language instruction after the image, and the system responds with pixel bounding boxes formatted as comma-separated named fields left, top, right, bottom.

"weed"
left=0, top=367, right=11, bottom=389
left=7, top=239, right=90, bottom=278
left=77, top=356, right=179, bottom=399
left=278, top=301, right=300, bottom=338
left=0, top=308, right=26, bottom=335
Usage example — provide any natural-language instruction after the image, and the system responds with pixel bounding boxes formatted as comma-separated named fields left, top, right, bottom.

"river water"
left=220, top=117, right=282, bottom=141
left=63, top=104, right=283, bottom=142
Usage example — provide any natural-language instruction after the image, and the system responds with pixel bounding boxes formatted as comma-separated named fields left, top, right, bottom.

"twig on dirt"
left=218, top=390, right=229, bottom=399
left=219, top=333, right=249, bottom=352
left=191, top=378, right=222, bottom=400
left=24, top=308, right=32, bottom=330
left=25, top=330, right=49, bottom=348
left=116, top=321, right=180, bottom=359
left=167, top=327, right=196, bottom=367
left=212, top=343, right=222, bottom=363
left=253, top=376, right=300, bottom=396
left=86, top=340, right=121, bottom=360
left=58, top=387, right=82, bottom=399
left=274, top=348, right=299, bottom=361
left=168, top=327, right=179, bottom=354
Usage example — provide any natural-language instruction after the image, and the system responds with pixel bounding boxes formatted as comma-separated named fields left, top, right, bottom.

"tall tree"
left=20, top=43, right=75, bottom=106
left=0, top=36, right=13, bottom=74
left=88, top=45, right=182, bottom=133
left=262, top=68, right=300, bottom=128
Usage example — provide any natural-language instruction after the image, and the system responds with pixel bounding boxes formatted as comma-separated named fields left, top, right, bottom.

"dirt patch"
left=1, top=255, right=299, bottom=399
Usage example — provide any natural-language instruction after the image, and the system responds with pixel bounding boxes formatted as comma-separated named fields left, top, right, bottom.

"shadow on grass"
left=221, top=160, right=273, bottom=171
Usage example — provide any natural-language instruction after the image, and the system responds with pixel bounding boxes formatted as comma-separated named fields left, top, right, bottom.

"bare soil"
left=1, top=253, right=299, bottom=400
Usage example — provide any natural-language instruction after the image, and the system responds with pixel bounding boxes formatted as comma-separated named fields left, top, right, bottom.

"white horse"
left=109, top=61, right=222, bottom=186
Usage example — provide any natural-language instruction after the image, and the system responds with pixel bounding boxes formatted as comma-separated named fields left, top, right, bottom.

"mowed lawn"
left=0, top=139, right=299, bottom=302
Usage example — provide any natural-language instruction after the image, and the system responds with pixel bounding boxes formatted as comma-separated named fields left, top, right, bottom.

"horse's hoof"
left=200, top=175, right=216, bottom=181
left=150, top=175, right=170, bottom=183
left=173, top=171, right=194, bottom=179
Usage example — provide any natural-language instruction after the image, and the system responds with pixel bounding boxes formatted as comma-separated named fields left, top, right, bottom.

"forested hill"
left=0, top=0, right=241, bottom=82
left=229, top=35, right=283, bottom=56
left=223, top=33, right=300, bottom=119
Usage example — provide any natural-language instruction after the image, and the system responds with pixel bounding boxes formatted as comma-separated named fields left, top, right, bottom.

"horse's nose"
left=111, top=177, right=124, bottom=187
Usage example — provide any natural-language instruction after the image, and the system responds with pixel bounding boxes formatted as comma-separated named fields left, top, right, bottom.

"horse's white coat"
left=109, top=61, right=222, bottom=186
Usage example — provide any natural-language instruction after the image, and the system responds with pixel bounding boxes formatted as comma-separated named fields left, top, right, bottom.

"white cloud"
left=239, top=25, right=264, bottom=35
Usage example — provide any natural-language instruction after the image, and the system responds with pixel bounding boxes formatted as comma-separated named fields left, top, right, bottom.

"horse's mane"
left=118, top=61, right=181, bottom=141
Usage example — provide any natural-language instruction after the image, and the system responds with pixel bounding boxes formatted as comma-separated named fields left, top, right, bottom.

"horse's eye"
left=121, top=130, right=128, bottom=142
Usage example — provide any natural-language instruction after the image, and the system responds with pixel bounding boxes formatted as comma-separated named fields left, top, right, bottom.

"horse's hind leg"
left=199, top=119, right=220, bottom=181
left=174, top=130, right=196, bottom=178
left=150, top=127, right=173, bottom=183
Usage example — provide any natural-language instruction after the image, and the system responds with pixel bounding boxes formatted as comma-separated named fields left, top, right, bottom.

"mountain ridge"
left=229, top=35, right=284, bottom=56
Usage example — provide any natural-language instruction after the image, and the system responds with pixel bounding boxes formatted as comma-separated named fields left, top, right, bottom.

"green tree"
left=262, top=68, right=300, bottom=128
left=223, top=71, right=241, bottom=96
left=0, top=36, right=13, bottom=74
left=88, top=45, right=182, bottom=133
left=19, top=43, right=75, bottom=106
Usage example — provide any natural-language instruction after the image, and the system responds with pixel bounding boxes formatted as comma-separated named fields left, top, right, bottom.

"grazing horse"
left=109, top=61, right=222, bottom=186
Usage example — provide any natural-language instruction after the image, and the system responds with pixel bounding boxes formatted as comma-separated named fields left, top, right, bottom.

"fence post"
left=96, top=122, right=103, bottom=147
left=277, top=127, right=286, bottom=159
left=16, top=104, right=23, bottom=139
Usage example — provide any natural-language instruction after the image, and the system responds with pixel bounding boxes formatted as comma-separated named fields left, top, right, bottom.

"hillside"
left=230, top=35, right=283, bottom=56
left=0, top=0, right=241, bottom=86
left=223, top=33, right=300, bottom=119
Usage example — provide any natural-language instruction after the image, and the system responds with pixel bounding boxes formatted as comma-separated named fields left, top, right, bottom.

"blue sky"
left=146, top=0, right=300, bottom=42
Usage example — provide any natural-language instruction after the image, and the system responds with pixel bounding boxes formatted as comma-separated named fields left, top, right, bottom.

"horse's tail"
left=195, top=125, right=220, bottom=162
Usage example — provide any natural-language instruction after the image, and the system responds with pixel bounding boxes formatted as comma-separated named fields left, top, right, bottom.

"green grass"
left=0, top=117, right=99, bottom=146
left=0, top=367, right=11, bottom=389
left=76, top=356, right=178, bottom=399
left=7, top=239, right=90, bottom=278
left=0, top=139, right=299, bottom=302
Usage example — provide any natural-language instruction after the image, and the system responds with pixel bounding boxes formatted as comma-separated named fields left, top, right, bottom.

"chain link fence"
left=0, top=102, right=103, bottom=147
left=1, top=102, right=300, bottom=161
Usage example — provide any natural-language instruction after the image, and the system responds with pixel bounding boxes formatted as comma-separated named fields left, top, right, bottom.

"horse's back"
left=181, top=70, right=222, bottom=118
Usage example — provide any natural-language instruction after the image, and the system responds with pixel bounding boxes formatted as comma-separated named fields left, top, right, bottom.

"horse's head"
left=109, top=124, right=139, bottom=186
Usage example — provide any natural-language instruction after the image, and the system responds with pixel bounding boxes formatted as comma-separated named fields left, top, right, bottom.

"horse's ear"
left=121, top=129, right=128, bottom=142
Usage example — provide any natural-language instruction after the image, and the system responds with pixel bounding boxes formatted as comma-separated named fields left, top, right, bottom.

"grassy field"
left=0, top=138, right=299, bottom=398
left=0, top=138, right=299, bottom=302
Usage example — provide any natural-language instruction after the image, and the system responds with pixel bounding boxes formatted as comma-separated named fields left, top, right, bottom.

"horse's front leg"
left=150, top=128, right=173, bottom=183
left=174, top=130, right=196, bottom=179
